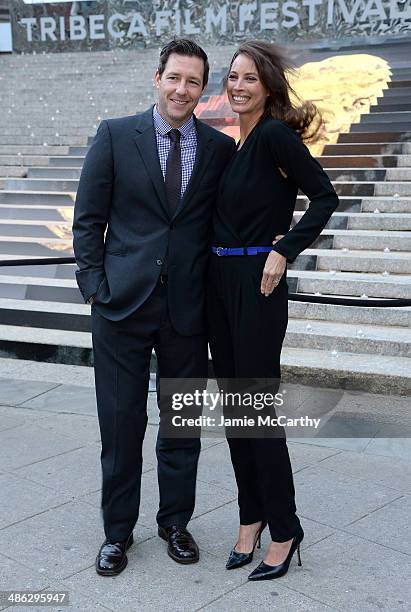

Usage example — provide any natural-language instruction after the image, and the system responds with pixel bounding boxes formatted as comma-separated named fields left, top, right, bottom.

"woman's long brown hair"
left=226, top=41, right=322, bottom=142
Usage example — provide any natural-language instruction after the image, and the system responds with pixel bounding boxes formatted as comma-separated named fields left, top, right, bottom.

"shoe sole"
left=95, top=536, right=134, bottom=576
left=95, top=555, right=128, bottom=576
left=167, top=548, right=199, bottom=564
left=158, top=528, right=199, bottom=564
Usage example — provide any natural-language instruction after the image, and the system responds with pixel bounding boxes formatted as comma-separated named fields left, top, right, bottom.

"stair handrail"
left=0, top=257, right=410, bottom=307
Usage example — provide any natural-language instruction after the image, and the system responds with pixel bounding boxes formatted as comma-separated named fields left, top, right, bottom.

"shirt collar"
left=153, top=104, right=195, bottom=139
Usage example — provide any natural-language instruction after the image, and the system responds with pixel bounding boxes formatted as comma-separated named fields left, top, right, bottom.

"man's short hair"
left=157, top=38, right=209, bottom=87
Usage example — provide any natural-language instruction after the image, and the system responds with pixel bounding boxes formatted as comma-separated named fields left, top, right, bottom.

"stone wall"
left=9, top=0, right=411, bottom=53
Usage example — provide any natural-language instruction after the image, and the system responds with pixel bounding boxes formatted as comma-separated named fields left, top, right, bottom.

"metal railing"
left=1, top=257, right=410, bottom=307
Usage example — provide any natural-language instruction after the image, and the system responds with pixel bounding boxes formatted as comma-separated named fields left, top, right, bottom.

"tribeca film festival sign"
left=10, top=0, right=411, bottom=53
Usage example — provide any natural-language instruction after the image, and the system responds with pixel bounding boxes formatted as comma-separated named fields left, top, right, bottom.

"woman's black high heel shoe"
left=226, top=521, right=267, bottom=570
left=248, top=527, right=304, bottom=581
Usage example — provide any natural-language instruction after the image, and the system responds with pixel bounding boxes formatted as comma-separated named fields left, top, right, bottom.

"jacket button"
left=156, top=259, right=163, bottom=265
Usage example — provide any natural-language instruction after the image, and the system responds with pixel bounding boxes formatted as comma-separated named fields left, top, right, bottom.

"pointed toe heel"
left=248, top=528, right=304, bottom=581
left=226, top=521, right=267, bottom=570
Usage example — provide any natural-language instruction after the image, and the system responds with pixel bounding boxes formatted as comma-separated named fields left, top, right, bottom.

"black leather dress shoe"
left=95, top=533, right=134, bottom=576
left=158, top=525, right=199, bottom=564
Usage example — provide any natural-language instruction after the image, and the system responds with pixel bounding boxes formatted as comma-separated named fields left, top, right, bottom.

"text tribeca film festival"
left=14, top=1, right=411, bottom=47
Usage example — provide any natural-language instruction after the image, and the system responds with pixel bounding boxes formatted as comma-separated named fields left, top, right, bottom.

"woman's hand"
left=260, top=235, right=286, bottom=297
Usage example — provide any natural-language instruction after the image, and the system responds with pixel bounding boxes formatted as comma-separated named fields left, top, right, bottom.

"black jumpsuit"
left=207, top=116, right=339, bottom=541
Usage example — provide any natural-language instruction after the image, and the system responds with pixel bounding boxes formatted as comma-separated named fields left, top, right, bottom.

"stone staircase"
left=0, top=44, right=410, bottom=394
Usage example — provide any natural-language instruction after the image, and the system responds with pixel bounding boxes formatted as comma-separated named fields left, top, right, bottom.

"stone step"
left=0, top=295, right=409, bottom=337
left=383, top=87, right=411, bottom=96
left=294, top=211, right=411, bottom=231
left=0, top=135, right=87, bottom=145
left=1, top=249, right=408, bottom=279
left=288, top=300, right=411, bottom=327
left=360, top=197, right=411, bottom=212
left=0, top=322, right=409, bottom=393
left=373, top=182, right=411, bottom=196
left=0, top=105, right=143, bottom=114
left=4, top=207, right=411, bottom=231
left=389, top=68, right=411, bottom=77
left=0, top=206, right=71, bottom=221
left=4, top=178, right=80, bottom=192
left=0, top=220, right=71, bottom=238
left=0, top=323, right=92, bottom=366
left=285, top=319, right=410, bottom=358
left=280, top=347, right=409, bottom=395
left=1, top=250, right=409, bottom=280
left=371, top=103, right=411, bottom=112
left=319, top=155, right=399, bottom=168
left=312, top=229, right=410, bottom=251
left=0, top=145, right=70, bottom=155
left=337, top=131, right=410, bottom=143
left=0, top=265, right=409, bottom=305
left=323, top=143, right=409, bottom=155
left=363, top=111, right=411, bottom=122
left=31, top=165, right=411, bottom=183
left=387, top=80, right=411, bottom=88
left=385, top=168, right=411, bottom=180
left=48, top=156, right=84, bottom=168
left=0, top=259, right=76, bottom=279
left=333, top=182, right=411, bottom=197
left=0, top=127, right=94, bottom=136
left=29, top=166, right=411, bottom=182
left=7, top=177, right=411, bottom=196
left=0, top=275, right=81, bottom=302
left=0, top=298, right=89, bottom=331
left=0, top=190, right=380, bottom=212
left=0, top=155, right=51, bottom=167
left=0, top=166, right=27, bottom=178
left=398, top=155, right=411, bottom=166
left=352, top=122, right=411, bottom=132
left=68, top=146, right=90, bottom=156
left=350, top=121, right=411, bottom=132
left=288, top=270, right=411, bottom=299
left=0, top=229, right=408, bottom=257
left=377, top=96, right=411, bottom=106
left=292, top=249, right=411, bottom=274
left=28, top=167, right=82, bottom=179
left=324, top=169, right=390, bottom=181
left=0, top=237, right=72, bottom=257
left=0, top=191, right=75, bottom=205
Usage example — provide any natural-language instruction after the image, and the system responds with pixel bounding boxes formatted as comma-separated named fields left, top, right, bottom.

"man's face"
left=155, top=53, right=206, bottom=128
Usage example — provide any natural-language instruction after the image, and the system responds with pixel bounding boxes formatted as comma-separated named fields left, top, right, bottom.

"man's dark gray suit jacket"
left=72, top=107, right=235, bottom=335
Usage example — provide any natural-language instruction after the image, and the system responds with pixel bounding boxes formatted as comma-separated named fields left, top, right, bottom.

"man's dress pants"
left=91, top=279, right=208, bottom=542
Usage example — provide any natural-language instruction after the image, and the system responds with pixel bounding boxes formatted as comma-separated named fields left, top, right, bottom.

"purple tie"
left=165, top=129, right=182, bottom=216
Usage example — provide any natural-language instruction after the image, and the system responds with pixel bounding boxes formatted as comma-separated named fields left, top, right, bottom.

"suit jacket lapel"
left=134, top=108, right=169, bottom=218
left=171, top=117, right=214, bottom=221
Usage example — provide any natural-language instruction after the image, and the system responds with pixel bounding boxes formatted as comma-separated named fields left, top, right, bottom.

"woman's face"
left=226, top=54, right=268, bottom=118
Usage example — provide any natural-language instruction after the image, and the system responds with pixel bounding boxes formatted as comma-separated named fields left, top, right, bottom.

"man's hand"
left=260, top=235, right=286, bottom=297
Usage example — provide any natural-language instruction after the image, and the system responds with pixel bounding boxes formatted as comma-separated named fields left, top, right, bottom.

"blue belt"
left=212, top=246, right=273, bottom=256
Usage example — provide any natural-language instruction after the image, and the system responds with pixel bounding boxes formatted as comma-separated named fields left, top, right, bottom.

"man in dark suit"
left=72, top=39, right=235, bottom=575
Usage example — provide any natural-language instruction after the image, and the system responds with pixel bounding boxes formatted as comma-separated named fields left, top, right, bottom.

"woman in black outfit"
left=207, top=41, right=339, bottom=581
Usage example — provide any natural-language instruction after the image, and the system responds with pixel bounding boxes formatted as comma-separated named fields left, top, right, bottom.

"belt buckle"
left=216, top=247, right=225, bottom=256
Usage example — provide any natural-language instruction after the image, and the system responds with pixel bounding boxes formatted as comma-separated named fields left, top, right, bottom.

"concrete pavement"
left=0, top=357, right=410, bottom=611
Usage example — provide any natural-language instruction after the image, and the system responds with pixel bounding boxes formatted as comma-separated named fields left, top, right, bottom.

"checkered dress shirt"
left=153, top=105, right=197, bottom=198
